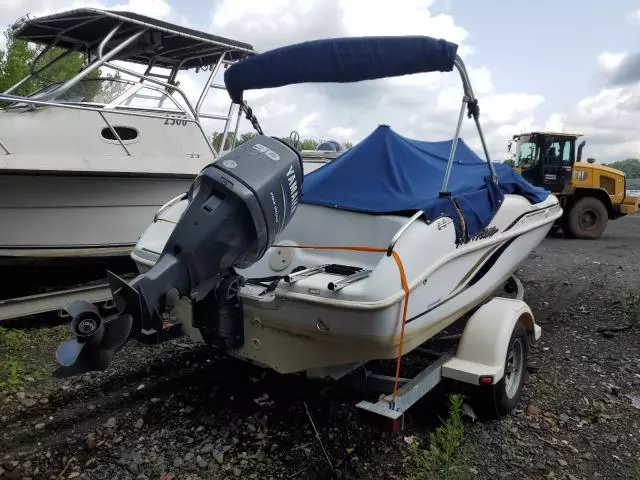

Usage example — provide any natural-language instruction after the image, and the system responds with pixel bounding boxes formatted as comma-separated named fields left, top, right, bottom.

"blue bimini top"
left=299, top=125, right=550, bottom=240
left=224, top=35, right=459, bottom=103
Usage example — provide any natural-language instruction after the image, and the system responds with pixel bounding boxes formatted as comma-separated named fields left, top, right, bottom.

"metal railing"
left=154, top=192, right=188, bottom=222
left=386, top=211, right=426, bottom=257
left=0, top=21, right=253, bottom=159
left=0, top=94, right=216, bottom=157
left=386, top=54, right=496, bottom=256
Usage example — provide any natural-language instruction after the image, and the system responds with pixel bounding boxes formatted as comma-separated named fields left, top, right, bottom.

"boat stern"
left=130, top=198, right=186, bottom=272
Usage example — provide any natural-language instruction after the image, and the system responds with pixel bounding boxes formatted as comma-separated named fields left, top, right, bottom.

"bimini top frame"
left=223, top=35, right=497, bottom=192
left=0, top=8, right=257, bottom=156
left=10, top=8, right=254, bottom=70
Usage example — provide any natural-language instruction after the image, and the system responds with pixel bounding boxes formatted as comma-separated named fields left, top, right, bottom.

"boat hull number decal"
left=164, top=117, right=188, bottom=126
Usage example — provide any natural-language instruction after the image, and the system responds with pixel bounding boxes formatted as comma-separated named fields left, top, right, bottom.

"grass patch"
left=406, top=394, right=472, bottom=480
left=581, top=397, right=610, bottom=424
left=0, top=325, right=28, bottom=392
left=0, top=324, right=69, bottom=399
left=631, top=456, right=640, bottom=480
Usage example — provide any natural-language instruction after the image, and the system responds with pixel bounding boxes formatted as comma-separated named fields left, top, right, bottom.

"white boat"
left=54, top=34, right=562, bottom=425
left=134, top=128, right=560, bottom=376
left=0, top=8, right=256, bottom=265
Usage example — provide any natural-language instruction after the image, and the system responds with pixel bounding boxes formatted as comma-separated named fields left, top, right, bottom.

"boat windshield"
left=3, top=77, right=184, bottom=113
left=29, top=78, right=134, bottom=105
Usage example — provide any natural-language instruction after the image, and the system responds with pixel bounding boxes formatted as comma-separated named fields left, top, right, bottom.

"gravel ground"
left=1, top=216, right=639, bottom=480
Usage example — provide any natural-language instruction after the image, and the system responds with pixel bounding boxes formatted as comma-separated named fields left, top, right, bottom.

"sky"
left=0, top=0, right=639, bottom=163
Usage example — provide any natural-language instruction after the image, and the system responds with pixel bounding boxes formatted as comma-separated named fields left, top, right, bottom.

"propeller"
left=53, top=300, right=134, bottom=378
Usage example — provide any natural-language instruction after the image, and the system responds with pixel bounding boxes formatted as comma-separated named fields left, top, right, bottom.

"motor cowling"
left=53, top=136, right=303, bottom=378
left=167, top=135, right=303, bottom=289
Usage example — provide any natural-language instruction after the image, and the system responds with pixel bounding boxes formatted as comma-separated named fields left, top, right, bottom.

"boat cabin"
left=0, top=8, right=256, bottom=176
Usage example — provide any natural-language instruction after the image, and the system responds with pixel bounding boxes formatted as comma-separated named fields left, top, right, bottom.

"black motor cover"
left=52, top=135, right=304, bottom=379
left=166, top=135, right=304, bottom=292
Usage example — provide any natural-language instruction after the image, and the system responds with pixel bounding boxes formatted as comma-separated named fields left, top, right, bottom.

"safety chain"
left=241, top=101, right=264, bottom=135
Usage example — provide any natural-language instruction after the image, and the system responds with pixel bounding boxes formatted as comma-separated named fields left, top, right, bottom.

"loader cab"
left=510, top=132, right=581, bottom=193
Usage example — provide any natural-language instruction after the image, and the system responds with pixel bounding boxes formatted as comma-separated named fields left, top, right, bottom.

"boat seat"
left=239, top=203, right=428, bottom=281
left=283, top=203, right=411, bottom=249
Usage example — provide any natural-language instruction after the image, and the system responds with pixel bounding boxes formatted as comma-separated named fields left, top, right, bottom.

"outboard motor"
left=54, top=136, right=303, bottom=378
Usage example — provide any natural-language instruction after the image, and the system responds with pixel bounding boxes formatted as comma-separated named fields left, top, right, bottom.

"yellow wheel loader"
left=509, top=132, right=640, bottom=239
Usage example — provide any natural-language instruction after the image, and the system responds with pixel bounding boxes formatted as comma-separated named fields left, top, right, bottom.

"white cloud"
left=340, top=0, right=472, bottom=56
left=208, top=0, right=545, bottom=160
left=598, top=51, right=628, bottom=71
left=112, top=0, right=170, bottom=17
left=481, top=93, right=544, bottom=125
left=297, top=111, right=320, bottom=136
left=532, top=45, right=640, bottom=162
left=328, top=126, right=357, bottom=140
left=543, top=84, right=640, bottom=162
left=543, top=113, right=565, bottom=133
left=256, top=100, right=297, bottom=118
left=0, top=0, right=172, bottom=38
left=627, top=7, right=640, bottom=24
left=4, top=0, right=634, bottom=161
left=576, top=87, right=633, bottom=117
left=212, top=0, right=346, bottom=51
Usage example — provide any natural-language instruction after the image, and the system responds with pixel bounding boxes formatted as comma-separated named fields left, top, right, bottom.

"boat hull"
left=133, top=193, right=561, bottom=374
left=0, top=173, right=195, bottom=261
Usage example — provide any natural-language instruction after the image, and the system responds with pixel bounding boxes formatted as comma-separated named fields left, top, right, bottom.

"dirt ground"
left=1, top=216, right=639, bottom=480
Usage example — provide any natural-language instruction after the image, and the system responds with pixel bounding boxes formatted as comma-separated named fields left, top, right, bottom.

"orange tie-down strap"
left=272, top=244, right=410, bottom=405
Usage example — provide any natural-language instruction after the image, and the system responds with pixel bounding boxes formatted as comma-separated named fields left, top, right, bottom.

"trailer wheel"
left=566, top=197, right=608, bottom=239
left=473, top=320, right=528, bottom=418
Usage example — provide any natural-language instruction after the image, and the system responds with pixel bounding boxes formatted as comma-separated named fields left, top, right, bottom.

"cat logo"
left=573, top=170, right=588, bottom=181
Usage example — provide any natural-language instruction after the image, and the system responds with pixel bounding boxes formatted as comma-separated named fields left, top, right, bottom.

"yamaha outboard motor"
left=54, top=136, right=303, bottom=378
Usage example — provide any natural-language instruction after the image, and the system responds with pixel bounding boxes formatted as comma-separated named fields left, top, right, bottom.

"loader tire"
left=566, top=197, right=608, bottom=239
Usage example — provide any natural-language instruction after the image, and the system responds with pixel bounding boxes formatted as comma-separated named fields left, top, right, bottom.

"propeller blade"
left=101, top=314, right=134, bottom=351
left=63, top=299, right=100, bottom=319
left=53, top=341, right=115, bottom=378
left=55, top=339, right=85, bottom=367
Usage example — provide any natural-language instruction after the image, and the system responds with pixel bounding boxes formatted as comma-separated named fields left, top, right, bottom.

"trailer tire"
left=473, top=320, right=528, bottom=419
left=566, top=197, right=608, bottom=239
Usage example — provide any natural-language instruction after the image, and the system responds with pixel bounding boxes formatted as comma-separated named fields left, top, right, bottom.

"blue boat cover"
left=225, top=36, right=458, bottom=104
left=300, top=126, right=550, bottom=240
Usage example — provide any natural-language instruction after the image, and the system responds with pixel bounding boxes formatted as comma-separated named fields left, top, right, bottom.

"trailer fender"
left=442, top=297, right=539, bottom=386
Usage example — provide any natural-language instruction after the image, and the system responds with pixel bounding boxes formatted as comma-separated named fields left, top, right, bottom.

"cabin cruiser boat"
left=0, top=8, right=256, bottom=269
left=53, top=35, right=561, bottom=423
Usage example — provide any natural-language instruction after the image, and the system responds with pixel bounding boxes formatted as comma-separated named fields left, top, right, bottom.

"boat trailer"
left=346, top=274, right=536, bottom=430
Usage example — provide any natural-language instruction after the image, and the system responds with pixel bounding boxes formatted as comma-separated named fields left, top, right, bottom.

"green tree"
left=236, top=132, right=257, bottom=146
left=298, top=139, right=319, bottom=150
left=211, top=131, right=235, bottom=152
left=0, top=27, right=100, bottom=98
left=607, top=158, right=640, bottom=178
left=211, top=132, right=353, bottom=153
